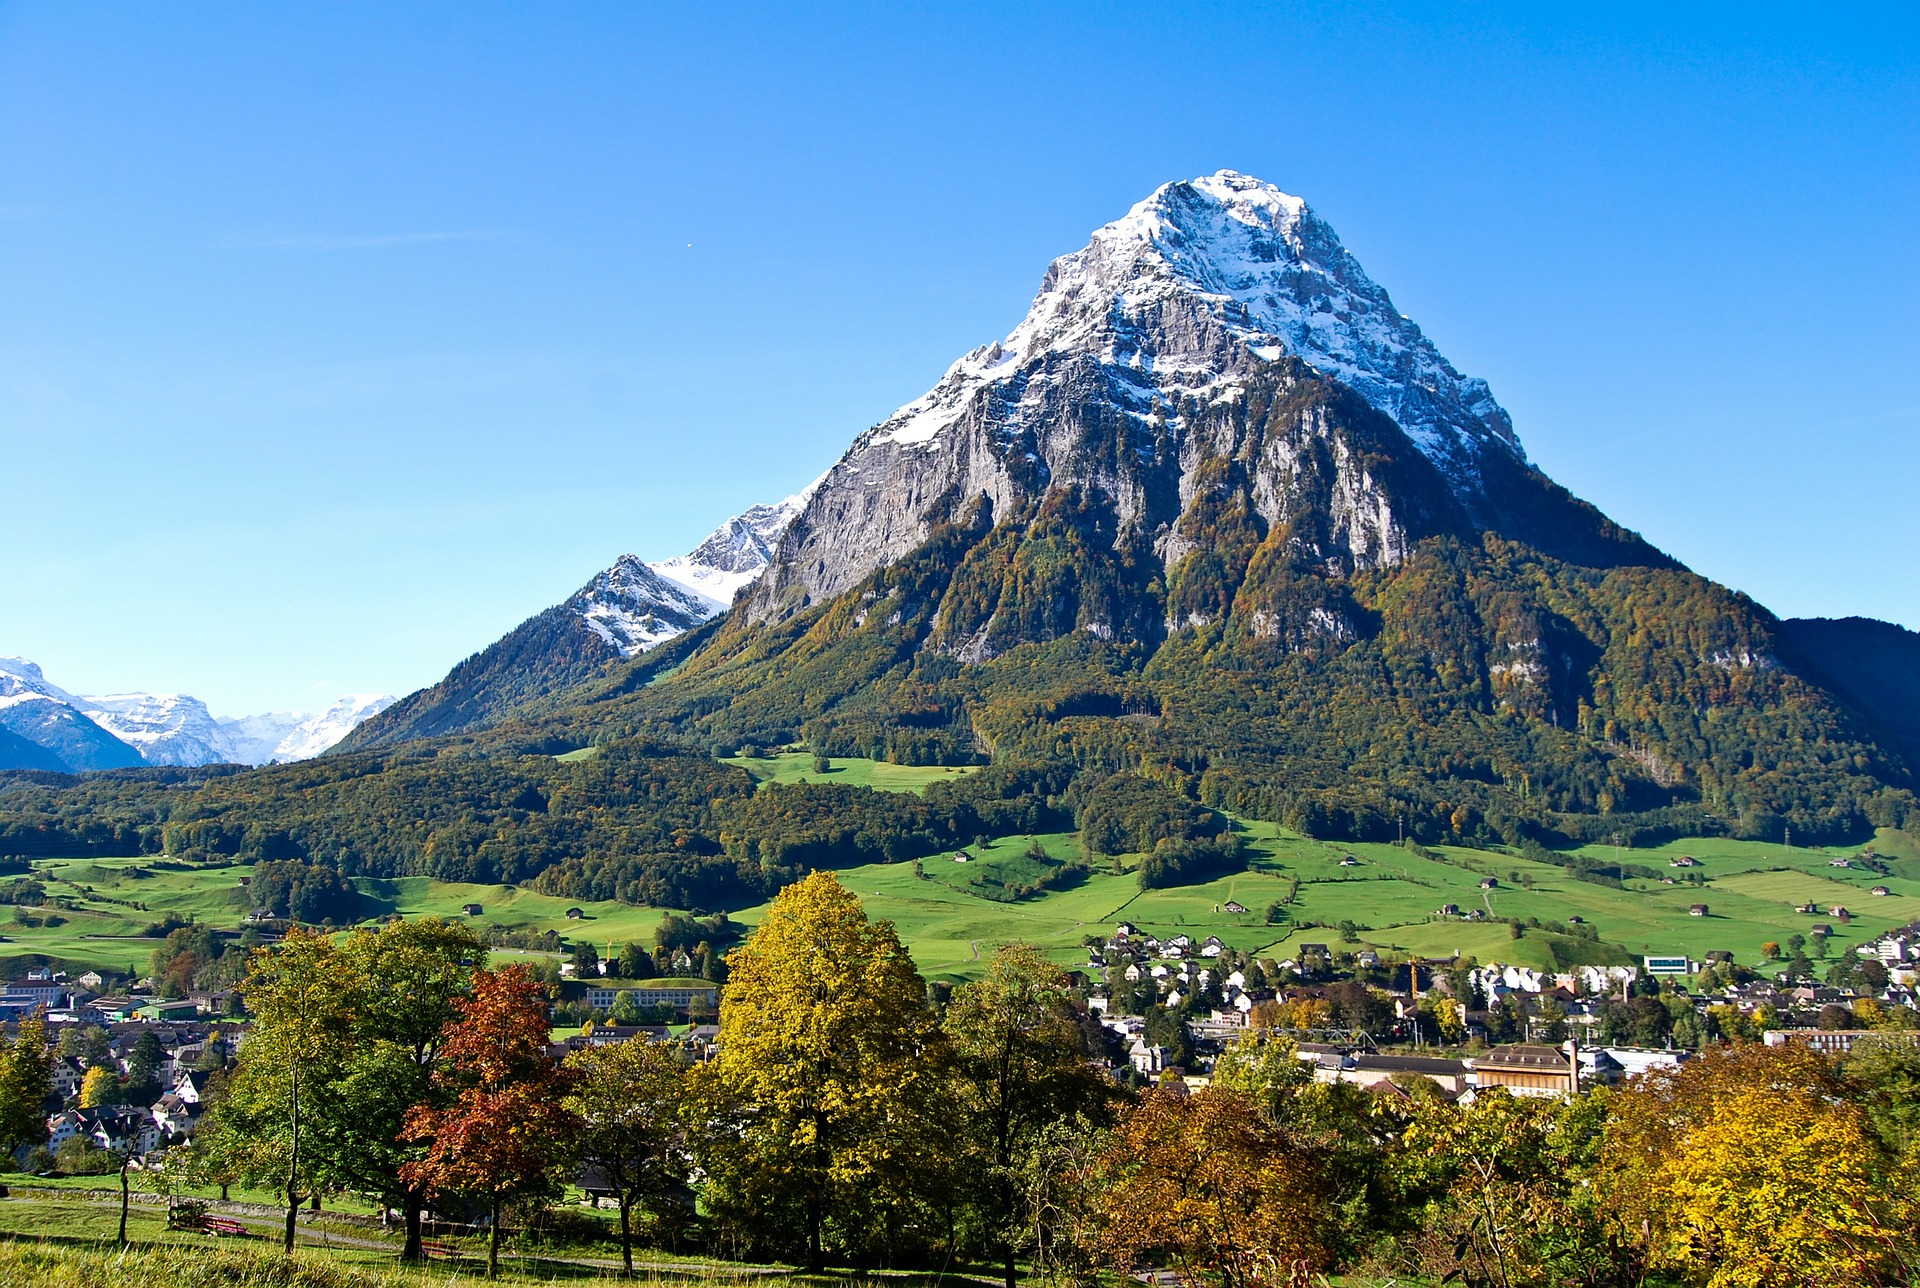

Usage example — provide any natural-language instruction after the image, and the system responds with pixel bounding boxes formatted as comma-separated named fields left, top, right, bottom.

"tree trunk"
left=619, top=1196, right=634, bottom=1276
left=402, top=1199, right=425, bottom=1263
left=118, top=1160, right=130, bottom=1246
left=1004, top=1247, right=1017, bottom=1288
left=284, top=1192, right=300, bottom=1255
left=488, top=1192, right=500, bottom=1279
left=806, top=1196, right=823, bottom=1273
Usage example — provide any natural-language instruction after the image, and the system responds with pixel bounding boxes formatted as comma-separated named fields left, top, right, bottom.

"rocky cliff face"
left=746, top=170, right=1661, bottom=651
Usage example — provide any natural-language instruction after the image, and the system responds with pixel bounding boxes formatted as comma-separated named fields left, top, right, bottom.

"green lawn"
left=719, top=751, right=980, bottom=794
left=8, top=809, right=1913, bottom=984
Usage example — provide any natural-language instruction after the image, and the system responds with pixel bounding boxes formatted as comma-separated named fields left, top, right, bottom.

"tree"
left=945, top=944, right=1112, bottom=1288
left=125, top=1031, right=165, bottom=1102
left=564, top=1038, right=691, bottom=1272
left=618, top=941, right=655, bottom=980
left=700, top=871, right=939, bottom=1270
left=307, top=917, right=485, bottom=1262
left=1602, top=1043, right=1919, bottom=1287
left=401, top=965, right=579, bottom=1278
left=211, top=926, right=358, bottom=1252
left=1210, top=1029, right=1310, bottom=1120
left=78, top=1065, right=118, bottom=1108
left=0, top=1010, right=53, bottom=1162
left=1087, top=1088, right=1325, bottom=1287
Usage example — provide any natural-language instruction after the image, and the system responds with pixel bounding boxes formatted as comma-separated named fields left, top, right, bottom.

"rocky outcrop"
left=746, top=171, right=1658, bottom=632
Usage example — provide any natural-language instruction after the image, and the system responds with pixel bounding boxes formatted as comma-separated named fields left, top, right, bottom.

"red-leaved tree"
left=400, top=965, right=580, bottom=1277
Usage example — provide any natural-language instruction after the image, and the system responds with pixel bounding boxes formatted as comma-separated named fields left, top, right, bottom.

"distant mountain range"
left=0, top=656, right=393, bottom=772
left=337, top=485, right=816, bottom=748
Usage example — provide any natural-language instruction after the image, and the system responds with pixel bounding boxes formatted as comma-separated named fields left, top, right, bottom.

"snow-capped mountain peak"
left=0, top=655, right=395, bottom=770
left=870, top=169, right=1518, bottom=484
left=565, top=478, right=825, bottom=660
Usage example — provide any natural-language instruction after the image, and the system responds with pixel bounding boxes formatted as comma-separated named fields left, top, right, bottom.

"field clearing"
left=5, top=812, right=1916, bottom=981
left=719, top=752, right=980, bottom=794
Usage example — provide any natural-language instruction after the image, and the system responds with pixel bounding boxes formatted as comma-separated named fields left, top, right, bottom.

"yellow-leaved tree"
left=699, top=871, right=941, bottom=1270
left=77, top=1064, right=117, bottom=1109
left=1603, top=1043, right=1919, bottom=1288
left=1652, top=1085, right=1905, bottom=1288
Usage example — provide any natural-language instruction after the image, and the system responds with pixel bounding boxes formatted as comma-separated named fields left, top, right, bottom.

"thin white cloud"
left=225, top=229, right=515, bottom=251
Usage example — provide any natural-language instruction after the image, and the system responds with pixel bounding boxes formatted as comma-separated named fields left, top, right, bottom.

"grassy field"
left=6, top=752, right=1916, bottom=983
left=718, top=751, right=980, bottom=794
left=0, top=1191, right=801, bottom=1285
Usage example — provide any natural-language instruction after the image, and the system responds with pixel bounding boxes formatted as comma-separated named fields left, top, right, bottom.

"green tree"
left=945, top=944, right=1112, bottom=1288
left=0, top=1011, right=53, bottom=1161
left=307, top=917, right=485, bottom=1262
left=700, top=871, right=939, bottom=1270
left=564, top=1038, right=691, bottom=1272
left=208, top=927, right=358, bottom=1253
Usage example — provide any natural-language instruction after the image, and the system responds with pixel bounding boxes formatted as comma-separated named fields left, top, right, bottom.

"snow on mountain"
left=0, top=655, right=394, bottom=768
left=78, top=692, right=241, bottom=766
left=567, top=480, right=823, bottom=660
left=649, top=482, right=822, bottom=609
left=267, top=695, right=398, bottom=762
left=869, top=170, right=1518, bottom=483
left=571, top=556, right=719, bottom=657
left=0, top=658, right=145, bottom=771
left=748, top=170, right=1534, bottom=621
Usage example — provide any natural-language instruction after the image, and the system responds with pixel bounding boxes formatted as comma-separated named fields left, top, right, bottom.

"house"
left=461, top=904, right=484, bottom=916
left=1830, top=857, right=1853, bottom=869
left=1670, top=855, right=1700, bottom=868
left=149, top=1092, right=199, bottom=1140
left=1355, top=950, right=1380, bottom=968
left=50, top=1056, right=90, bottom=1099
left=1435, top=904, right=1462, bottom=918
left=1472, top=1042, right=1580, bottom=1098
left=75, top=972, right=106, bottom=991
left=1809, top=924, right=1835, bottom=938
left=1795, top=902, right=1820, bottom=915
left=952, top=852, right=972, bottom=863
left=45, top=1110, right=85, bottom=1149
left=4, top=978, right=66, bottom=1009
left=172, top=1069, right=214, bottom=1105
left=1830, top=906, right=1852, bottom=922
left=1479, top=877, right=1499, bottom=890
left=1689, top=904, right=1709, bottom=917
left=1200, top=936, right=1225, bottom=958
left=1343, top=1053, right=1471, bottom=1095
left=1222, top=901, right=1248, bottom=915
left=564, top=907, right=585, bottom=920
left=1167, top=934, right=1193, bottom=949
left=1338, top=855, right=1360, bottom=867
left=1871, top=886, right=1892, bottom=897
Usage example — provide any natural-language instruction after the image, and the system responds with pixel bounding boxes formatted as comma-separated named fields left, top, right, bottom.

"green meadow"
left=718, top=750, right=980, bottom=793
left=3, top=753, right=1914, bottom=981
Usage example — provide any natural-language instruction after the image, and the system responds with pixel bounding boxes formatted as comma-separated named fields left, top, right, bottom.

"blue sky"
left=3, top=3, right=1916, bottom=715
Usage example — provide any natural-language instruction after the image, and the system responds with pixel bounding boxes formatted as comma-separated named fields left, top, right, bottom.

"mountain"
left=341, top=488, right=816, bottom=748
left=0, top=656, right=393, bottom=769
left=268, top=695, right=400, bottom=760
left=1776, top=617, right=1920, bottom=770
left=747, top=170, right=1658, bottom=628
left=512, top=170, right=1917, bottom=848
left=0, top=660, right=145, bottom=772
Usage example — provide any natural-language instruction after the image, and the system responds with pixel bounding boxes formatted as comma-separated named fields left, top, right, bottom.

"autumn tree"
left=401, top=965, right=579, bottom=1278
left=564, top=1037, right=691, bottom=1272
left=304, top=917, right=485, bottom=1261
left=1603, top=1043, right=1919, bottom=1287
left=945, top=943, right=1112, bottom=1288
left=700, top=871, right=940, bottom=1270
left=1087, top=1088, right=1325, bottom=1287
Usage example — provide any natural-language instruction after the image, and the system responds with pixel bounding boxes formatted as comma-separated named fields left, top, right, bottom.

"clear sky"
left=3, top=3, right=1916, bottom=716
